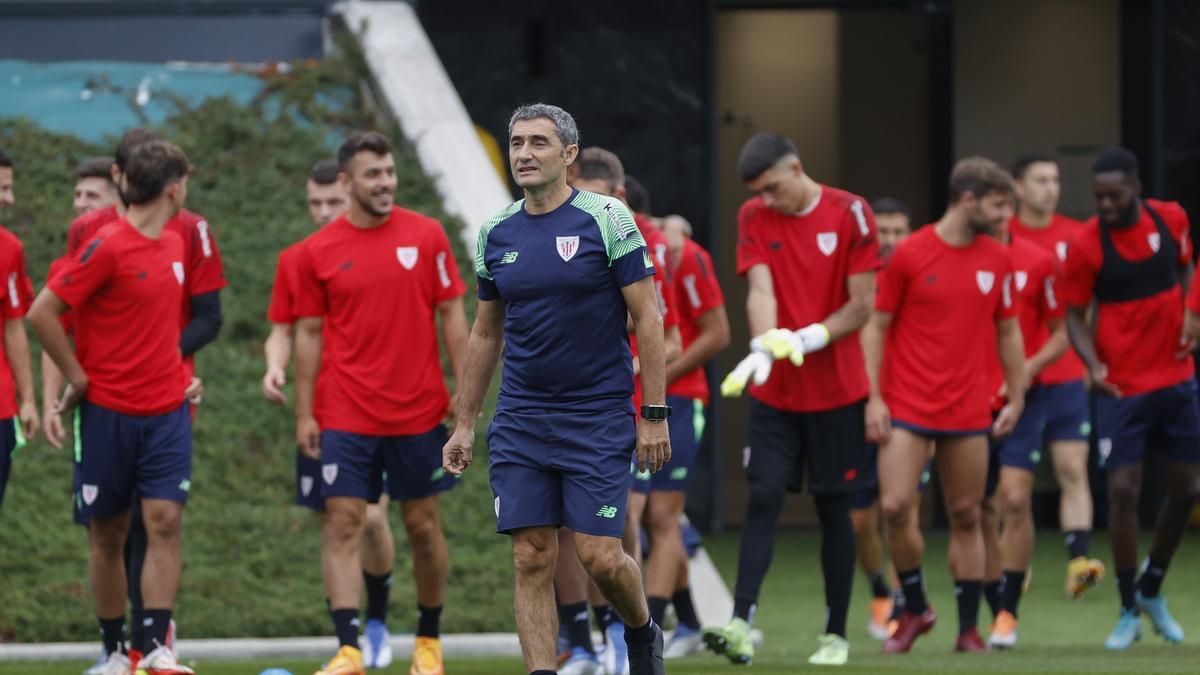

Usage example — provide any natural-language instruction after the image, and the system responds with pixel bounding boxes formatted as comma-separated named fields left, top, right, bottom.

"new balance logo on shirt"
left=499, top=251, right=519, bottom=265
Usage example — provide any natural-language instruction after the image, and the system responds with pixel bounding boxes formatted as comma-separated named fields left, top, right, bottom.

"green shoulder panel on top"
left=475, top=200, right=524, bottom=280
left=571, top=190, right=646, bottom=266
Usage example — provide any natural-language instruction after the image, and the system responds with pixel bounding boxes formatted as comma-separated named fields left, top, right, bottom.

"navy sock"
left=1065, top=530, right=1090, bottom=559
left=672, top=588, right=700, bottom=630
left=128, top=608, right=144, bottom=654
left=1002, top=570, right=1026, bottom=617
left=898, top=567, right=927, bottom=615
left=890, top=587, right=905, bottom=620
left=98, top=615, right=125, bottom=656
left=625, top=618, right=657, bottom=645
left=647, top=596, right=669, bottom=626
left=732, top=598, right=756, bottom=623
left=954, top=580, right=982, bottom=636
left=417, top=604, right=442, bottom=638
left=330, top=608, right=360, bottom=648
left=1137, top=558, right=1169, bottom=599
left=558, top=600, right=593, bottom=653
left=868, top=568, right=891, bottom=599
left=141, top=609, right=171, bottom=652
left=1117, top=569, right=1138, bottom=611
left=531, top=671, right=557, bottom=675
left=363, top=572, right=391, bottom=623
left=594, top=604, right=615, bottom=632
left=983, top=579, right=1004, bottom=618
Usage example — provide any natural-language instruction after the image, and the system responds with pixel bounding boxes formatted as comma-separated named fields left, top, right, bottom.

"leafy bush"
left=0, top=39, right=510, bottom=642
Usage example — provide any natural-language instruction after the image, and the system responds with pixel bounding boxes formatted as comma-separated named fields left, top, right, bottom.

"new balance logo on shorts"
left=430, top=467, right=445, bottom=482
left=596, top=505, right=618, bottom=519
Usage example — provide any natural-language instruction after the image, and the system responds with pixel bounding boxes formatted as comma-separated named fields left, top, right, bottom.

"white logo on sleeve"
left=1015, top=271, right=1028, bottom=291
left=654, top=243, right=668, bottom=268
left=976, top=270, right=995, bottom=294
left=1002, top=274, right=1013, bottom=308
left=6, top=272, right=17, bottom=308
left=197, top=220, right=213, bottom=258
left=81, top=484, right=98, bottom=505
left=817, top=232, right=838, bottom=256
left=397, top=247, right=419, bottom=270
left=556, top=236, right=580, bottom=262
left=322, top=463, right=339, bottom=485
left=850, top=200, right=870, bottom=236
left=1044, top=277, right=1059, bottom=310
left=1148, top=232, right=1161, bottom=253
left=300, top=476, right=314, bottom=497
left=172, top=262, right=184, bottom=285
left=1055, top=241, right=1068, bottom=262
left=436, top=251, right=451, bottom=288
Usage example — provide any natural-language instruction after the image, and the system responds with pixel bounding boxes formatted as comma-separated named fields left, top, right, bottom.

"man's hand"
left=636, top=417, right=671, bottom=473
left=296, top=414, right=321, bottom=460
left=760, top=324, right=830, bottom=365
left=992, top=399, right=1026, bottom=438
left=185, top=377, right=204, bottom=406
left=443, top=425, right=475, bottom=476
left=43, top=411, right=64, bottom=449
left=1175, top=329, right=1195, bottom=362
left=55, top=377, right=88, bottom=415
left=866, top=395, right=892, bottom=444
left=261, top=366, right=287, bottom=404
left=1089, top=364, right=1121, bottom=398
left=721, top=338, right=774, bottom=397
left=18, top=400, right=39, bottom=441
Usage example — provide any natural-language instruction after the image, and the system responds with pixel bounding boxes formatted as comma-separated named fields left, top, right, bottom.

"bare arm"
left=261, top=322, right=292, bottom=403
left=443, top=298, right=506, bottom=475
left=824, top=271, right=875, bottom=340
left=623, top=275, right=671, bottom=472
left=29, top=289, right=87, bottom=411
left=4, top=318, right=38, bottom=439
left=293, top=316, right=322, bottom=458
left=992, top=316, right=1027, bottom=436
left=861, top=310, right=892, bottom=442
left=666, top=305, right=731, bottom=385
left=437, top=295, right=469, bottom=399
left=1025, top=317, right=1068, bottom=382
left=1065, top=303, right=1119, bottom=396
left=746, top=264, right=777, bottom=337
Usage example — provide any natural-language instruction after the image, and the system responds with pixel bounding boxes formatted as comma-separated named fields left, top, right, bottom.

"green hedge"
left=0, top=43, right=511, bottom=642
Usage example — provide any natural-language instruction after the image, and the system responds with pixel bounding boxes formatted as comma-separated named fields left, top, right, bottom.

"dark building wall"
left=419, top=1, right=714, bottom=247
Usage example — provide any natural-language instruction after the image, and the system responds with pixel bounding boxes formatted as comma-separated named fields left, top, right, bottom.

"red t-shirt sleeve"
left=266, top=249, right=297, bottom=325
left=1041, top=258, right=1066, bottom=321
left=430, top=226, right=466, bottom=304
left=659, top=270, right=681, bottom=330
left=1171, top=206, right=1192, bottom=266
left=188, top=218, right=227, bottom=295
left=1188, top=267, right=1200, bottom=314
left=677, top=246, right=725, bottom=316
left=1, top=242, right=32, bottom=320
left=996, top=256, right=1018, bottom=320
left=290, top=244, right=327, bottom=319
left=48, top=236, right=116, bottom=309
left=875, top=243, right=909, bottom=314
left=845, top=199, right=883, bottom=275
left=735, top=203, right=768, bottom=276
left=1063, top=230, right=1099, bottom=307
left=66, top=218, right=85, bottom=258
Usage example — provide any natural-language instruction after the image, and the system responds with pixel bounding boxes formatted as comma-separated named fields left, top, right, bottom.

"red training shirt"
left=1009, top=213, right=1086, bottom=384
left=292, top=208, right=465, bottom=436
left=736, top=186, right=881, bottom=412
left=1063, top=199, right=1193, bottom=397
left=630, top=216, right=679, bottom=411
left=988, top=235, right=1064, bottom=407
left=0, top=226, right=33, bottom=419
left=49, top=220, right=189, bottom=415
left=267, top=240, right=332, bottom=425
left=667, top=237, right=725, bottom=405
left=876, top=225, right=1017, bottom=431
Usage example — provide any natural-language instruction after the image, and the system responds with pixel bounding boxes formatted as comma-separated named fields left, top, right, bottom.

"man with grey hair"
left=443, top=103, right=670, bottom=675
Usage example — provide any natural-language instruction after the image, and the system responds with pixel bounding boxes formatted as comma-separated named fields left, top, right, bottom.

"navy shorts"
left=1095, top=381, right=1200, bottom=469
left=318, top=425, right=456, bottom=504
left=892, top=418, right=990, bottom=438
left=488, top=407, right=636, bottom=538
left=296, top=450, right=394, bottom=511
left=72, top=400, right=192, bottom=522
left=847, top=443, right=932, bottom=509
left=987, top=387, right=1048, bottom=494
left=632, top=395, right=704, bottom=495
left=0, top=419, right=23, bottom=510
left=1042, top=379, right=1091, bottom=443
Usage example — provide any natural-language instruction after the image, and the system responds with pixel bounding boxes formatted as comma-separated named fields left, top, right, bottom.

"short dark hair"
left=577, top=147, right=625, bottom=193
left=308, top=158, right=341, bottom=185
left=337, top=131, right=392, bottom=170
left=114, top=128, right=162, bottom=172
left=871, top=197, right=910, bottom=219
left=1011, top=153, right=1056, bottom=180
left=625, top=175, right=650, bottom=214
left=948, top=156, right=1015, bottom=203
left=738, top=133, right=797, bottom=182
left=1093, top=146, right=1139, bottom=178
left=0, top=149, right=11, bottom=169
left=121, top=140, right=190, bottom=205
left=75, top=156, right=115, bottom=182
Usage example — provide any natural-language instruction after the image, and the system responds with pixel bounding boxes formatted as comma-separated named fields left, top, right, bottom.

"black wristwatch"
left=641, top=404, right=672, bottom=422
